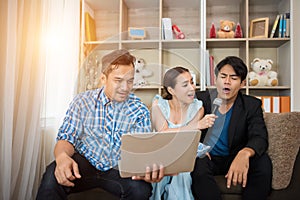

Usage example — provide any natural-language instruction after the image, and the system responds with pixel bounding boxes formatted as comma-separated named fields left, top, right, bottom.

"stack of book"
left=269, top=13, right=290, bottom=38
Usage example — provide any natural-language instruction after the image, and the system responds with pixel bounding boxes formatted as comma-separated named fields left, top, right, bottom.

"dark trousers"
left=36, top=153, right=152, bottom=200
left=191, top=153, right=272, bottom=200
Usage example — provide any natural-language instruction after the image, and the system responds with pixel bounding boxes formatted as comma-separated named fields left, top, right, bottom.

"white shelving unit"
left=80, top=0, right=294, bottom=109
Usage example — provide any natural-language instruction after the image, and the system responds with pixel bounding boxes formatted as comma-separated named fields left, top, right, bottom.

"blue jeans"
left=36, top=153, right=152, bottom=200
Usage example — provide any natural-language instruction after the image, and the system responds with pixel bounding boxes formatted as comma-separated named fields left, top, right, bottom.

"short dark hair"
left=215, top=56, right=248, bottom=82
left=162, top=66, right=190, bottom=100
left=101, top=49, right=136, bottom=76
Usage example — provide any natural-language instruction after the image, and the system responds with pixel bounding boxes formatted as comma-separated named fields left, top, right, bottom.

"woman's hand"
left=198, top=114, right=217, bottom=130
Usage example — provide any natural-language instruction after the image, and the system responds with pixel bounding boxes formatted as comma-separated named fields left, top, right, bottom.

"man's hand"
left=225, top=147, right=254, bottom=188
left=132, top=164, right=166, bottom=183
left=54, top=153, right=81, bottom=187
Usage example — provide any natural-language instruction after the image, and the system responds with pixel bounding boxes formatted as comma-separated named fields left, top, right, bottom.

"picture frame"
left=249, top=17, right=269, bottom=38
left=128, top=27, right=146, bottom=40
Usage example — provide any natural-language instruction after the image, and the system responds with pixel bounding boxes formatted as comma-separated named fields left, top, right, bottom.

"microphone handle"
left=211, top=105, right=219, bottom=114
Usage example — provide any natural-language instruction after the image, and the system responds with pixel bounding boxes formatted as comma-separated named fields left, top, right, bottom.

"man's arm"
left=54, top=140, right=81, bottom=187
left=226, top=95, right=267, bottom=188
left=225, top=147, right=255, bottom=188
left=245, top=98, right=269, bottom=156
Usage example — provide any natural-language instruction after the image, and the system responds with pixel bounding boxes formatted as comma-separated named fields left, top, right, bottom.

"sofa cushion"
left=264, top=112, right=300, bottom=190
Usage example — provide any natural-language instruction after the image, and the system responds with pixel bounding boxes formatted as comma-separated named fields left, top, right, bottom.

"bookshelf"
left=80, top=0, right=295, bottom=110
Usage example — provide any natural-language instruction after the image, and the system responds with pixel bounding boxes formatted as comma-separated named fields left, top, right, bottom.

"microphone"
left=211, top=98, right=222, bottom=114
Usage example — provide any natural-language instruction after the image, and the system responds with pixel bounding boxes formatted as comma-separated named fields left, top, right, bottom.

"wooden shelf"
left=248, top=86, right=290, bottom=90
left=162, top=40, right=201, bottom=49
left=121, top=40, right=160, bottom=49
left=206, top=38, right=246, bottom=48
left=80, top=0, right=293, bottom=106
left=248, top=38, right=290, bottom=48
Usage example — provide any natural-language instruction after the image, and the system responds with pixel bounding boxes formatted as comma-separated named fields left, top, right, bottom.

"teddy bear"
left=249, top=58, right=278, bottom=86
left=217, top=20, right=235, bottom=38
left=133, top=58, right=152, bottom=86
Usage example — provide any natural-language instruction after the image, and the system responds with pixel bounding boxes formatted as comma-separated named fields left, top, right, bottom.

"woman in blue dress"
left=150, top=66, right=216, bottom=200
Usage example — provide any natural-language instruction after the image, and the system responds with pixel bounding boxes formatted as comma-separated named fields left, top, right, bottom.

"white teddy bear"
left=133, top=58, right=152, bottom=86
left=249, top=58, right=278, bottom=86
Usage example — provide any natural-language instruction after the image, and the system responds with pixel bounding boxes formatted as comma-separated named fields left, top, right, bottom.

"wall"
left=292, top=0, right=300, bottom=111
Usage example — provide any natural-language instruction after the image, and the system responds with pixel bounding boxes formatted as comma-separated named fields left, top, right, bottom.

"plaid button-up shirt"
left=57, top=87, right=151, bottom=171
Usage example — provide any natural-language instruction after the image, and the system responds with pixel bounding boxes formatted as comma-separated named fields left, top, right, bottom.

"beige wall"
left=292, top=0, right=300, bottom=111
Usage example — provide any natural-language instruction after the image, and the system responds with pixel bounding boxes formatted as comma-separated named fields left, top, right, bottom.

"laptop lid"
left=118, top=130, right=201, bottom=178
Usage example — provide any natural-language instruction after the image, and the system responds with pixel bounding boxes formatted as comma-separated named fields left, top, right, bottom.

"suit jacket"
left=196, top=89, right=268, bottom=157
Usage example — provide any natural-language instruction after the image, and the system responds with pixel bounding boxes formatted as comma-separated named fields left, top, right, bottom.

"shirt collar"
left=96, top=87, right=110, bottom=106
left=97, top=86, right=132, bottom=107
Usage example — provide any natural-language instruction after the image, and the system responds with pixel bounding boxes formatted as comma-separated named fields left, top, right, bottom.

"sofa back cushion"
left=264, top=112, right=300, bottom=190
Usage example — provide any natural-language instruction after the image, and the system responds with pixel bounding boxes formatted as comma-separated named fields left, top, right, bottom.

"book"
left=209, top=55, right=215, bottom=85
left=162, top=18, right=173, bottom=40
left=205, top=50, right=210, bottom=86
left=270, top=14, right=280, bottom=38
left=283, top=14, right=287, bottom=37
left=85, top=12, right=97, bottom=41
left=285, top=13, right=290, bottom=37
left=278, top=14, right=284, bottom=38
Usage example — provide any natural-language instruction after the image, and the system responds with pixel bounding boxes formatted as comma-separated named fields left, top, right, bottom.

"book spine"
left=285, top=13, right=290, bottom=38
left=270, top=14, right=280, bottom=38
left=278, top=14, right=284, bottom=38
left=162, top=18, right=173, bottom=40
left=205, top=50, right=210, bottom=86
left=283, top=14, right=287, bottom=37
left=209, top=56, right=215, bottom=85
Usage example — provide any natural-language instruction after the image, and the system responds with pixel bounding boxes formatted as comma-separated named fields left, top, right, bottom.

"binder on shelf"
left=162, top=18, right=173, bottom=40
left=269, top=14, right=280, bottom=38
left=280, top=96, right=290, bottom=113
left=258, top=96, right=290, bottom=113
left=262, top=96, right=272, bottom=113
left=272, top=96, right=280, bottom=113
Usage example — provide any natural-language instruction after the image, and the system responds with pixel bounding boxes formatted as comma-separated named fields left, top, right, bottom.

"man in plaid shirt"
left=37, top=49, right=164, bottom=200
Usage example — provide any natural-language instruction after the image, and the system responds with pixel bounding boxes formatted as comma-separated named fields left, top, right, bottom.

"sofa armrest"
left=264, top=112, right=300, bottom=190
left=268, top=148, right=300, bottom=200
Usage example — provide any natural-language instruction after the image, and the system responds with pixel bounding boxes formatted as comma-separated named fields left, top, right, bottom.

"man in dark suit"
left=192, top=56, right=272, bottom=200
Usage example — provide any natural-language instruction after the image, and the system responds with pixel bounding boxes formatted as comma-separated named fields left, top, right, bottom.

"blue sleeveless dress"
left=150, top=95, right=210, bottom=200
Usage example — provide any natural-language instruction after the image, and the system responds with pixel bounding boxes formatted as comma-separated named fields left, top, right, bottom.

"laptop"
left=118, top=130, right=201, bottom=178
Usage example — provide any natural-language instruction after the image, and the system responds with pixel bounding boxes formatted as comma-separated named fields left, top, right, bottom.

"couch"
left=68, top=112, right=300, bottom=200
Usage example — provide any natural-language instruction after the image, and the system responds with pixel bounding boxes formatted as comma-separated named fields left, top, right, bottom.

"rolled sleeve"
left=57, top=95, right=84, bottom=146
